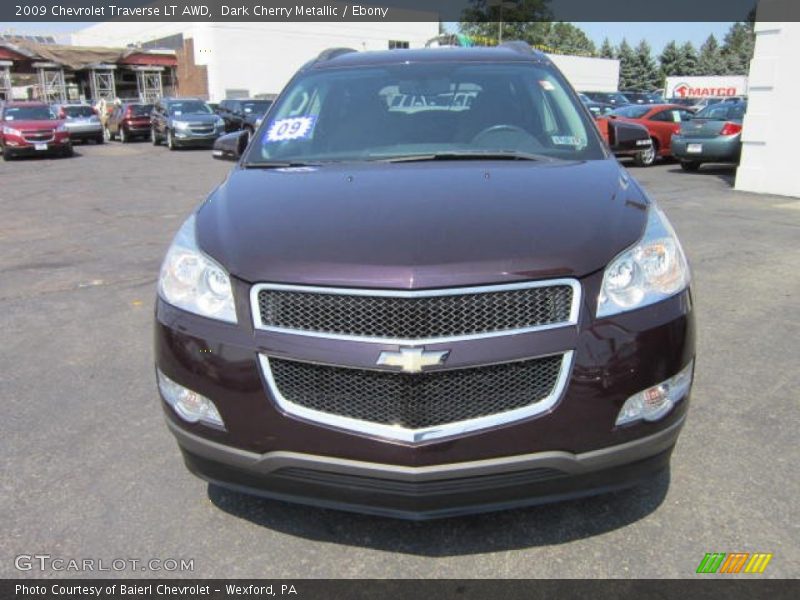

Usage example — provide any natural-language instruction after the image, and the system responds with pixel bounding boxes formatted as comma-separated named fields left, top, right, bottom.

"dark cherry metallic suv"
left=155, top=43, right=695, bottom=519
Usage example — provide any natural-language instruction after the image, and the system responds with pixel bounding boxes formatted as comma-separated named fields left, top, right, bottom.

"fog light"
left=616, top=360, right=694, bottom=426
left=157, top=369, right=224, bottom=428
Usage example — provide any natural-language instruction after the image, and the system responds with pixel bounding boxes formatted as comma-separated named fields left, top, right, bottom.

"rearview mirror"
left=212, top=130, right=249, bottom=161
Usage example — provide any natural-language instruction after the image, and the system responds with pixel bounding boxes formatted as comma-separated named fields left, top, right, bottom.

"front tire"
left=62, top=144, right=74, bottom=158
left=634, top=139, right=657, bottom=167
left=167, top=129, right=176, bottom=151
left=151, top=128, right=160, bottom=146
left=119, top=127, right=128, bottom=144
left=2, top=148, right=13, bottom=161
left=680, top=160, right=701, bottom=172
left=95, top=134, right=104, bottom=145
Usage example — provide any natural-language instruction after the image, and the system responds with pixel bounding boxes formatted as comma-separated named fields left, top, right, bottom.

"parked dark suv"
left=151, top=97, right=224, bottom=150
left=155, top=44, right=695, bottom=519
left=216, top=98, right=273, bottom=134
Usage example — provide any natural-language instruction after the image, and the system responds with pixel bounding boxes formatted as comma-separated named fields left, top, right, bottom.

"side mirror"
left=212, top=130, right=249, bottom=161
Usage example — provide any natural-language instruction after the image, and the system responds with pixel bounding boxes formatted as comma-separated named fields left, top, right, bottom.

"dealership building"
left=68, top=21, right=620, bottom=101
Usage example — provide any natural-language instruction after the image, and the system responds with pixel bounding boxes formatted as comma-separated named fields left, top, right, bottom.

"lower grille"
left=22, top=130, right=54, bottom=142
left=266, top=354, right=565, bottom=431
left=273, top=466, right=567, bottom=496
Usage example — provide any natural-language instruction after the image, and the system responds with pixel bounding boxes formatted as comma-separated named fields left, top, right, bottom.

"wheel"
left=634, top=139, right=657, bottom=167
left=680, top=160, right=701, bottom=172
left=167, top=129, right=176, bottom=151
left=2, top=148, right=13, bottom=161
left=119, top=127, right=128, bottom=144
left=62, top=144, right=74, bottom=158
left=151, top=128, right=160, bottom=146
left=95, top=134, right=104, bottom=145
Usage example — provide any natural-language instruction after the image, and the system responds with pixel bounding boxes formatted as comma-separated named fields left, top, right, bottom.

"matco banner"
left=665, top=76, right=748, bottom=99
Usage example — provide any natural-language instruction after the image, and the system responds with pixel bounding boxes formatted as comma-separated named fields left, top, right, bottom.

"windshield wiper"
left=376, top=151, right=557, bottom=163
left=242, top=160, right=322, bottom=169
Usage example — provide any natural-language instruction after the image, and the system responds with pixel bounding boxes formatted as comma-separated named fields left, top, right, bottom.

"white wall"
left=548, top=54, right=619, bottom=92
left=735, top=21, right=800, bottom=198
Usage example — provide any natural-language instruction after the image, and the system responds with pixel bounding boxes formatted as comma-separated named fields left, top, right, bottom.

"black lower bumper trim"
left=182, top=447, right=674, bottom=520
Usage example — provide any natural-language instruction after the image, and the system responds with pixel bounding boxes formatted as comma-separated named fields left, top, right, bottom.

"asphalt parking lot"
left=1, top=143, right=798, bottom=579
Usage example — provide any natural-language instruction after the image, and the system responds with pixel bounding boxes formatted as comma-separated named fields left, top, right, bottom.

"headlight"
left=158, top=214, right=237, bottom=323
left=2, top=126, right=21, bottom=136
left=597, top=205, right=690, bottom=317
left=172, top=120, right=189, bottom=130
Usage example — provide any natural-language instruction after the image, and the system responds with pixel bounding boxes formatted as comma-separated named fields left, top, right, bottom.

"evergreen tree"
left=659, top=41, right=684, bottom=78
left=616, top=39, right=637, bottom=89
left=679, top=41, right=699, bottom=76
left=599, top=37, right=615, bottom=59
left=721, top=21, right=755, bottom=75
left=631, top=40, right=659, bottom=90
left=698, top=34, right=726, bottom=75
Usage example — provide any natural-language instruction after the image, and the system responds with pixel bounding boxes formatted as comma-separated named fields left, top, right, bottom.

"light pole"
left=489, top=0, right=518, bottom=44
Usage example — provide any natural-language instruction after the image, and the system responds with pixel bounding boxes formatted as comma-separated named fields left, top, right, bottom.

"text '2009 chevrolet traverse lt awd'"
left=154, top=43, right=695, bottom=520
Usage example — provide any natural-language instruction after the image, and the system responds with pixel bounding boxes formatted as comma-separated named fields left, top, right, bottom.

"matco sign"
left=665, top=76, right=748, bottom=99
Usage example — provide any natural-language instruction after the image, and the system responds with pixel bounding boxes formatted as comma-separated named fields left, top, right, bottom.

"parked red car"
left=1, top=101, right=72, bottom=160
left=608, top=104, right=695, bottom=166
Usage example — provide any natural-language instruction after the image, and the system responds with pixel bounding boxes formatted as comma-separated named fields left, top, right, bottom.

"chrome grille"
left=22, top=130, right=54, bottom=142
left=265, top=354, right=565, bottom=432
left=254, top=281, right=577, bottom=342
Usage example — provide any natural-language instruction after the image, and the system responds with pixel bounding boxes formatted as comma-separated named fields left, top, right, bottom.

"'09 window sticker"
left=265, top=116, right=317, bottom=143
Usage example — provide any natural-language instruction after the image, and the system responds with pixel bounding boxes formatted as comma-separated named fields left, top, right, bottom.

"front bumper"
left=173, top=416, right=681, bottom=519
left=671, top=135, right=742, bottom=163
left=173, top=130, right=222, bottom=146
left=155, top=272, right=695, bottom=517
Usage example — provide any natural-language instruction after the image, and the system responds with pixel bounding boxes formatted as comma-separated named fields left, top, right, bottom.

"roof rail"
left=498, top=41, right=545, bottom=58
left=316, top=47, right=358, bottom=62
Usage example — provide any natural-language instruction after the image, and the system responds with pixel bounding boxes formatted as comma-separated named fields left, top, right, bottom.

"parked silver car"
left=52, top=104, right=104, bottom=144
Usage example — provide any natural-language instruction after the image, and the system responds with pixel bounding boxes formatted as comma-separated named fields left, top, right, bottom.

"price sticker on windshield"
left=265, top=116, right=317, bottom=142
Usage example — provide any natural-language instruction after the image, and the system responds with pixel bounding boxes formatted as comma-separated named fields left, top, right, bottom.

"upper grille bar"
left=251, top=279, right=581, bottom=344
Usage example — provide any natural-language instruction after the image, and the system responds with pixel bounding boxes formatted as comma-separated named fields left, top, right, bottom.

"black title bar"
left=3, top=0, right=800, bottom=23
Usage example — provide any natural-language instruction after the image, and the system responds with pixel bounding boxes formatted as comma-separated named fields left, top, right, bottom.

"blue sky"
left=1, top=21, right=734, bottom=53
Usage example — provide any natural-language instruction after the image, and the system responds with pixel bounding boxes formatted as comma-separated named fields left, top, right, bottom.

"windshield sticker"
left=539, top=80, right=556, bottom=91
left=265, top=116, right=317, bottom=143
left=552, top=135, right=582, bottom=146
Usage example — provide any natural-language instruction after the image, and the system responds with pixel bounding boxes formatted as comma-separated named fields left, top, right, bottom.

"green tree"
left=460, top=1, right=552, bottom=45
left=659, top=41, right=683, bottom=77
left=630, top=40, right=660, bottom=90
left=617, top=39, right=637, bottom=89
left=599, top=37, right=615, bottom=59
left=543, top=22, right=596, bottom=55
left=698, top=34, right=726, bottom=75
left=680, top=41, right=699, bottom=76
left=721, top=21, right=755, bottom=75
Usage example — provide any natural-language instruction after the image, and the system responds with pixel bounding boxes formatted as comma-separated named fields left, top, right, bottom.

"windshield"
left=612, top=105, right=651, bottom=119
left=3, top=105, right=55, bottom=121
left=168, top=101, right=211, bottom=116
left=246, top=62, right=604, bottom=164
left=697, top=103, right=746, bottom=121
left=64, top=105, right=95, bottom=118
left=241, top=101, right=272, bottom=114
left=129, top=104, right=153, bottom=117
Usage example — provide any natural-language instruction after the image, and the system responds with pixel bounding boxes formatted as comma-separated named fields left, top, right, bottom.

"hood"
left=196, top=159, right=649, bottom=289
left=170, top=113, right=216, bottom=123
left=4, top=119, right=61, bottom=131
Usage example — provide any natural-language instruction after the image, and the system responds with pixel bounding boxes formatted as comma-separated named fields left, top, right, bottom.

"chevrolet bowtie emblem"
left=377, top=347, right=450, bottom=373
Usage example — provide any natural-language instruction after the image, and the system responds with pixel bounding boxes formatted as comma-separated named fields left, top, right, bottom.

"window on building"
left=388, top=40, right=410, bottom=50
